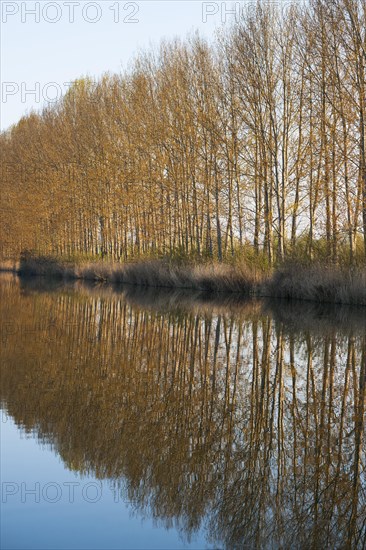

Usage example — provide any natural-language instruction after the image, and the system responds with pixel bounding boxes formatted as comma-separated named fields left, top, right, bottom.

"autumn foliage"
left=1, top=0, right=365, bottom=267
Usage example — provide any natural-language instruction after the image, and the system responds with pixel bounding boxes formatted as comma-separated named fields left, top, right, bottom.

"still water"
left=1, top=274, right=365, bottom=549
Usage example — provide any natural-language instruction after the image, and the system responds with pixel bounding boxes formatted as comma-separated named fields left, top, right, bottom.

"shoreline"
left=1, top=255, right=365, bottom=307
left=2, top=271, right=365, bottom=335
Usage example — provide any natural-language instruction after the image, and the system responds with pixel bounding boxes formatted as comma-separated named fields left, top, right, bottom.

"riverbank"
left=1, top=255, right=365, bottom=306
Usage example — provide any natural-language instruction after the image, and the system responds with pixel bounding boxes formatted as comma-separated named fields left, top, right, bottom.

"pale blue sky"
left=0, top=1, right=231, bottom=131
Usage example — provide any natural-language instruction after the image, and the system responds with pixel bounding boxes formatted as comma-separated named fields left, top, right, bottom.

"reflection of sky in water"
left=1, top=416, right=210, bottom=550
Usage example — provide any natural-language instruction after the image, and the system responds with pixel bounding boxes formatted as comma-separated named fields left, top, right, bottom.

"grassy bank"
left=1, top=254, right=365, bottom=306
left=14, top=254, right=263, bottom=295
left=267, top=264, right=366, bottom=306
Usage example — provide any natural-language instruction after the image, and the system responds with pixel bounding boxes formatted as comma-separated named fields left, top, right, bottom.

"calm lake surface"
left=1, top=273, right=365, bottom=549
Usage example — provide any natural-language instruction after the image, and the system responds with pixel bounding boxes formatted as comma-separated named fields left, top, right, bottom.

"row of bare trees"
left=1, top=0, right=365, bottom=264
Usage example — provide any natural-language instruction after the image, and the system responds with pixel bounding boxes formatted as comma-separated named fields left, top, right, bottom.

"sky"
left=0, top=0, right=235, bottom=131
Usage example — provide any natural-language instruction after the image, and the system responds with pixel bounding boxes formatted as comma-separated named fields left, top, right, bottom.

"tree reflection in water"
left=1, top=275, right=365, bottom=549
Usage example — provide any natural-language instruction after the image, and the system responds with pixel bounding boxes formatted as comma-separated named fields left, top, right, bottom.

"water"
left=1, top=274, right=365, bottom=549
